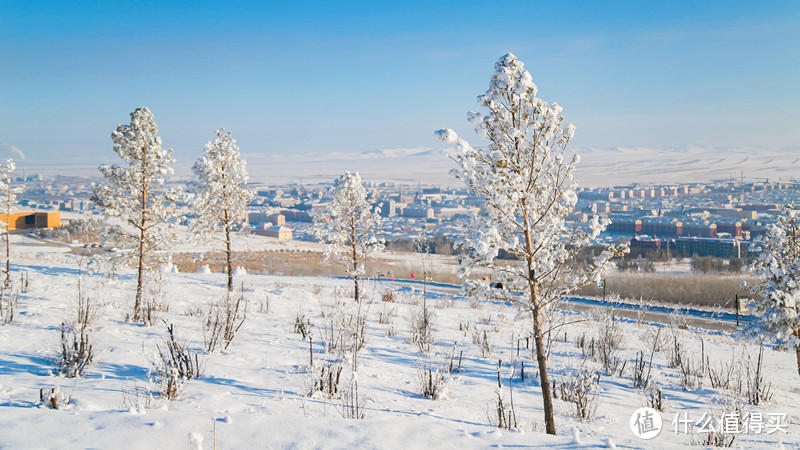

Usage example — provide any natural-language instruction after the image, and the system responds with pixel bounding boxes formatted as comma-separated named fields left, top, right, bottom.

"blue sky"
left=1, top=1, right=798, bottom=170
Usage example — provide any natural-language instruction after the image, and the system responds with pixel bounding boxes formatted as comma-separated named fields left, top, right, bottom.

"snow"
left=160, top=262, right=179, bottom=273
left=0, top=237, right=797, bottom=448
left=747, top=205, right=800, bottom=346
left=313, top=171, right=383, bottom=280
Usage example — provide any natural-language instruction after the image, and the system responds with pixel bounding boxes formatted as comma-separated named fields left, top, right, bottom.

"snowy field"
left=0, top=242, right=799, bottom=449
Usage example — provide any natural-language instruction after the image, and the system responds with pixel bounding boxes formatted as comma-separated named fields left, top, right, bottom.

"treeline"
left=385, top=236, right=456, bottom=255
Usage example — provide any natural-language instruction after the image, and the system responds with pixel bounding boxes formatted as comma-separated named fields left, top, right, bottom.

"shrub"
left=309, top=363, right=342, bottom=399
left=744, top=346, right=773, bottom=405
left=0, top=288, right=18, bottom=324
left=339, top=379, right=365, bottom=420
left=410, top=300, right=433, bottom=354
left=645, top=386, right=663, bottom=411
left=39, top=386, right=71, bottom=409
left=596, top=311, right=624, bottom=374
left=156, top=322, right=201, bottom=400
left=204, top=286, right=247, bottom=353
left=58, top=291, right=95, bottom=378
left=555, top=366, right=601, bottom=421
left=489, top=360, right=517, bottom=430
left=418, top=358, right=447, bottom=400
left=381, top=291, right=396, bottom=303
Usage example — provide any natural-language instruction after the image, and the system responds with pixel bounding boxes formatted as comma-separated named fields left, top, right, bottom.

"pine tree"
left=192, top=128, right=254, bottom=291
left=436, top=53, right=623, bottom=434
left=0, top=160, right=18, bottom=287
left=313, top=172, right=383, bottom=303
left=748, top=204, right=800, bottom=374
left=92, top=107, right=176, bottom=321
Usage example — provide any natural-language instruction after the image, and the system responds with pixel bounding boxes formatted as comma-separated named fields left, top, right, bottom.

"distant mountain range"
left=17, top=145, right=800, bottom=187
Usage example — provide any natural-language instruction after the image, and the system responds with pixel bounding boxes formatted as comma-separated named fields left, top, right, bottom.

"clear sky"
left=1, top=1, right=798, bottom=171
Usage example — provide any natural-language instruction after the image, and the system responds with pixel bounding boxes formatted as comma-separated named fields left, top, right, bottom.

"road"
left=378, top=278, right=745, bottom=332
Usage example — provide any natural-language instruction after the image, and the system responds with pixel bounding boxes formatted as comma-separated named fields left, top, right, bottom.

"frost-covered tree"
left=0, top=159, right=18, bottom=287
left=748, top=204, right=800, bottom=375
left=314, top=172, right=383, bottom=303
left=192, top=128, right=254, bottom=291
left=435, top=53, right=623, bottom=435
left=92, top=107, right=177, bottom=322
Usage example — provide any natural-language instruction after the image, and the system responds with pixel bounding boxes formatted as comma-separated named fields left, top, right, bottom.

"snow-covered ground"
left=0, top=239, right=798, bottom=448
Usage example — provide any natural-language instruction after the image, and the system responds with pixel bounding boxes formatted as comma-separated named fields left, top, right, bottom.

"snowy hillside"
left=0, top=239, right=798, bottom=448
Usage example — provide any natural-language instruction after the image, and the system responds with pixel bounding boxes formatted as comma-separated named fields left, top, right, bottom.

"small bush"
left=377, top=304, right=396, bottom=325
left=596, top=311, right=623, bottom=374
left=679, top=357, right=703, bottom=391
left=418, top=358, right=447, bottom=400
left=58, top=291, right=95, bottom=378
left=445, top=343, right=463, bottom=374
left=645, top=386, right=663, bottom=411
left=310, top=363, right=342, bottom=399
left=141, top=294, right=169, bottom=326
left=156, top=322, right=201, bottom=400
left=204, top=286, right=248, bottom=353
left=473, top=329, right=491, bottom=358
left=39, top=386, right=71, bottom=409
left=707, top=356, right=735, bottom=390
left=0, top=288, right=18, bottom=324
left=339, top=379, right=365, bottom=420
left=645, top=328, right=668, bottom=352
left=633, top=329, right=659, bottom=389
left=59, top=322, right=94, bottom=378
left=293, top=313, right=311, bottom=340
left=576, top=332, right=595, bottom=358
left=489, top=360, right=517, bottom=430
left=410, top=301, right=433, bottom=354
left=744, top=346, right=772, bottom=405
left=555, top=367, right=601, bottom=421
left=668, top=335, right=684, bottom=369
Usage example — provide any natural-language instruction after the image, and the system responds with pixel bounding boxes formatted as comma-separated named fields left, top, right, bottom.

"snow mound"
left=160, top=262, right=179, bottom=273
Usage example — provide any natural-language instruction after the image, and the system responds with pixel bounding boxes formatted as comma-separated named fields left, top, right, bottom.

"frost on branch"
left=747, top=204, right=800, bottom=373
left=91, top=107, right=178, bottom=321
left=435, top=52, right=625, bottom=435
left=191, top=128, right=254, bottom=291
left=313, top=172, right=383, bottom=303
left=435, top=53, right=623, bottom=313
left=0, top=159, right=20, bottom=287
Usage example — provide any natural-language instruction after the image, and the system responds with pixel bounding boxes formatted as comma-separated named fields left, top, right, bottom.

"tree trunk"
left=795, top=330, right=800, bottom=377
left=135, top=214, right=145, bottom=321
left=224, top=209, right=233, bottom=291
left=531, top=285, right=556, bottom=435
left=134, top=175, right=148, bottom=322
left=351, top=212, right=359, bottom=303
left=522, top=201, right=556, bottom=435
left=4, top=183, right=10, bottom=288
left=352, top=241, right=360, bottom=303
left=796, top=344, right=800, bottom=377
left=353, top=274, right=359, bottom=304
